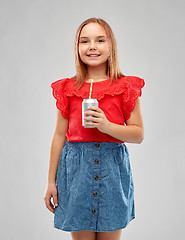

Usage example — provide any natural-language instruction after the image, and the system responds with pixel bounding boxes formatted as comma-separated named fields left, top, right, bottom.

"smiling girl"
left=44, top=18, right=145, bottom=240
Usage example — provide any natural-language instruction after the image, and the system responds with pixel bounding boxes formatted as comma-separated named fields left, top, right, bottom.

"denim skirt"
left=54, top=139, right=135, bottom=232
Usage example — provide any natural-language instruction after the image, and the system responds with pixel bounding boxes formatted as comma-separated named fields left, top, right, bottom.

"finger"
left=53, top=193, right=58, bottom=207
left=84, top=117, right=99, bottom=123
left=85, top=110, right=100, bottom=117
left=48, top=200, right=55, bottom=213
left=44, top=196, right=55, bottom=213
left=86, top=121, right=96, bottom=126
left=87, top=106, right=102, bottom=112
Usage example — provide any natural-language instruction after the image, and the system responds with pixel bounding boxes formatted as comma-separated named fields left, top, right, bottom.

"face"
left=78, top=23, right=110, bottom=67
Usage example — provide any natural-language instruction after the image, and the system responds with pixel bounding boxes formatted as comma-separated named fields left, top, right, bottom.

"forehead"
left=80, top=23, right=107, bottom=38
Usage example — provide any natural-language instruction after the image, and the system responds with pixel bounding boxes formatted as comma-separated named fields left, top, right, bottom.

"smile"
left=87, top=54, right=100, bottom=57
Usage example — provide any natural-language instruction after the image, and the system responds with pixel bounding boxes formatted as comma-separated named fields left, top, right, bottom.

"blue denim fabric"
left=54, top=139, right=135, bottom=232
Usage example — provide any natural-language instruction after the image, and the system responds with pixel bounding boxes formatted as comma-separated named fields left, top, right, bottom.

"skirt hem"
left=54, top=216, right=135, bottom=232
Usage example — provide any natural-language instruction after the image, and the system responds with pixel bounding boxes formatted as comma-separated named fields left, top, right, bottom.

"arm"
left=85, top=97, right=144, bottom=144
left=44, top=108, right=69, bottom=213
left=105, top=98, right=144, bottom=143
left=47, top=108, right=69, bottom=185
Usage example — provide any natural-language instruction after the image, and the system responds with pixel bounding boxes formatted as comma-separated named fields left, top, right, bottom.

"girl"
left=44, top=17, right=145, bottom=240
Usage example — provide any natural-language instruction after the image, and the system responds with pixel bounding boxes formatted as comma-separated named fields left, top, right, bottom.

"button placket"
left=91, top=143, right=101, bottom=228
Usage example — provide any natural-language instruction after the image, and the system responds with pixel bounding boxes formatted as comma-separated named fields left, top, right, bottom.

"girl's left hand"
left=84, top=106, right=110, bottom=133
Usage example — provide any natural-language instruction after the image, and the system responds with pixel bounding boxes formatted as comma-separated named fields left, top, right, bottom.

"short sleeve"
left=122, top=76, right=145, bottom=121
left=50, top=78, right=70, bottom=118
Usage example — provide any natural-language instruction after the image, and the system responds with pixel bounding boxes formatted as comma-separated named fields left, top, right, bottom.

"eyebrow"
left=79, top=35, right=107, bottom=39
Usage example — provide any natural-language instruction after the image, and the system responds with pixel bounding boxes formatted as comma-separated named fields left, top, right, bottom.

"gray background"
left=1, top=0, right=185, bottom=239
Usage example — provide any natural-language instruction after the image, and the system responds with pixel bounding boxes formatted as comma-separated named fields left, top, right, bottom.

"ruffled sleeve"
left=50, top=78, right=70, bottom=118
left=122, top=76, right=145, bottom=121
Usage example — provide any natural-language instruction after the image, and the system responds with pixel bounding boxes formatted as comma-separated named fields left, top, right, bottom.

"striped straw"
left=89, top=79, right=93, bottom=98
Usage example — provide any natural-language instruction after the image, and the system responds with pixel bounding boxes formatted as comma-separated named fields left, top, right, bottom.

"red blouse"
left=51, top=76, right=145, bottom=143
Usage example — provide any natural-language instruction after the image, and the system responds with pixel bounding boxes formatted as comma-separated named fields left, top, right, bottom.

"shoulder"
left=50, top=77, right=70, bottom=87
left=121, top=75, right=145, bottom=87
left=50, top=75, right=145, bottom=100
left=121, top=76, right=145, bottom=120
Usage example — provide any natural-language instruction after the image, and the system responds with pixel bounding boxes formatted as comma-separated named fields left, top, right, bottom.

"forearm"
left=47, top=134, right=66, bottom=185
left=105, top=122, right=144, bottom=144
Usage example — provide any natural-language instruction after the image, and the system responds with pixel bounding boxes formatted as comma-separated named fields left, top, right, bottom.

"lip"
left=87, top=54, right=101, bottom=58
left=87, top=54, right=100, bottom=56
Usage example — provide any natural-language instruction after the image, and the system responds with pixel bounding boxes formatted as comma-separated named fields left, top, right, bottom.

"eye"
left=79, top=39, right=105, bottom=43
left=80, top=40, right=88, bottom=43
left=98, top=39, right=105, bottom=42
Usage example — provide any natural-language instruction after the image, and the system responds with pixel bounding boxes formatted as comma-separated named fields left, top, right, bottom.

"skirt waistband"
left=64, top=139, right=126, bottom=150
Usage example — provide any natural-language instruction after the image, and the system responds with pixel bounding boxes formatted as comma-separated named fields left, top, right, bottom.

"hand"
left=44, top=183, right=58, bottom=214
left=84, top=106, right=110, bottom=133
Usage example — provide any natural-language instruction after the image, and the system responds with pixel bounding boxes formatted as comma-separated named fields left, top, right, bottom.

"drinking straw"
left=89, top=79, right=93, bottom=98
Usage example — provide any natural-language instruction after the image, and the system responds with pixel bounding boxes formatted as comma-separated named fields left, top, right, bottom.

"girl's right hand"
left=44, top=183, right=58, bottom=214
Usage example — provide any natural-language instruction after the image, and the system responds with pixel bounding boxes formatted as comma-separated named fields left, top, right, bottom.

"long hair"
left=71, top=17, right=125, bottom=89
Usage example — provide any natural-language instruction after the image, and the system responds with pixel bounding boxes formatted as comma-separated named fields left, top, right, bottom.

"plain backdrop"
left=1, top=0, right=185, bottom=239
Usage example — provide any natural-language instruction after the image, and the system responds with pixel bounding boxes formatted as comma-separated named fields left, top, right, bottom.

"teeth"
left=88, top=55, right=99, bottom=57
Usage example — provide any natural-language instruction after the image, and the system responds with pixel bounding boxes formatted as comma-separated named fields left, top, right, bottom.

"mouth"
left=87, top=54, right=101, bottom=58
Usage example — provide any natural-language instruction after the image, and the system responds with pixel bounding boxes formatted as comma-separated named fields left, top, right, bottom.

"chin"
left=83, top=59, right=108, bottom=66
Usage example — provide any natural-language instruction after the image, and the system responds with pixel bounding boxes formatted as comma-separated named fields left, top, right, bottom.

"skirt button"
left=95, top=176, right=99, bottom=180
left=92, top=210, right=96, bottom=214
left=94, top=159, right=99, bottom=164
left=93, top=192, right=97, bottom=197
left=96, top=143, right=100, bottom=148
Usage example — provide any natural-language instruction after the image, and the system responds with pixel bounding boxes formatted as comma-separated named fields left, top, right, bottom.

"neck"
left=86, top=64, right=108, bottom=81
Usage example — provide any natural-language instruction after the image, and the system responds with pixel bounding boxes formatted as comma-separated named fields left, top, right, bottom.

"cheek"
left=78, top=48, right=82, bottom=56
left=79, top=45, right=87, bottom=56
left=100, top=44, right=110, bottom=55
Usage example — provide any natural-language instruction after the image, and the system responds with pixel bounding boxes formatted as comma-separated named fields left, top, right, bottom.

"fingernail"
left=55, top=203, right=58, bottom=207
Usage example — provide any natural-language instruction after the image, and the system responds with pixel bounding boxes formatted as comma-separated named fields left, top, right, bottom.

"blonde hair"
left=71, top=17, right=125, bottom=89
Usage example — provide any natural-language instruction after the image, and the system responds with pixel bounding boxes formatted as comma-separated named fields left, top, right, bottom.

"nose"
left=89, top=41, right=96, bottom=50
